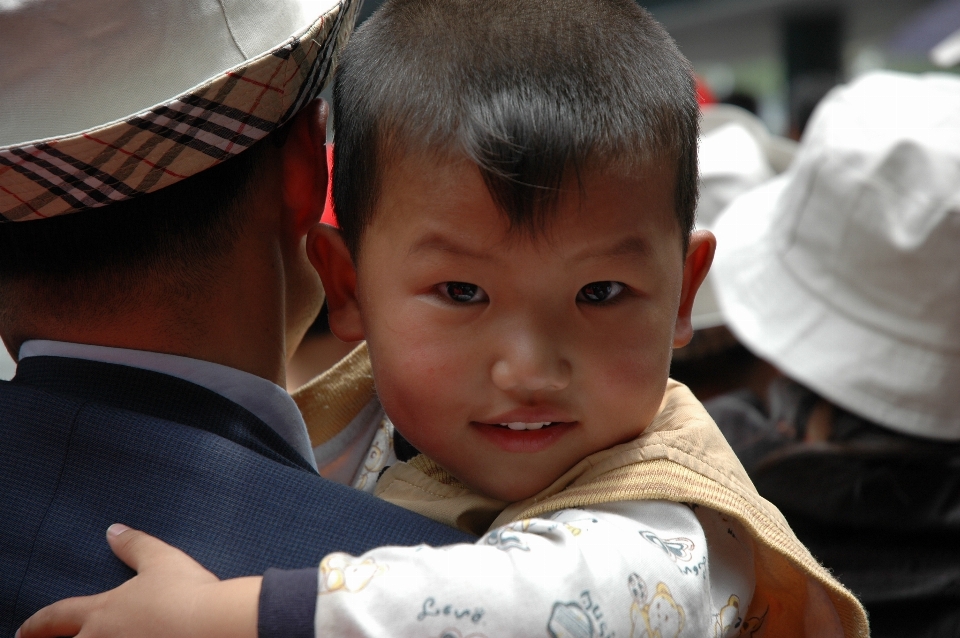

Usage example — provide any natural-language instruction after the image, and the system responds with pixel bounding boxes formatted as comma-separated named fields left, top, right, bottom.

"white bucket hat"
left=932, top=26, right=960, bottom=67
left=712, top=71, right=960, bottom=439
left=690, top=104, right=796, bottom=330
left=0, top=0, right=357, bottom=221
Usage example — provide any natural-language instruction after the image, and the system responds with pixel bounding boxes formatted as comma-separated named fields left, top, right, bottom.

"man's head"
left=0, top=0, right=357, bottom=383
left=311, top=0, right=714, bottom=501
left=0, top=132, right=270, bottom=329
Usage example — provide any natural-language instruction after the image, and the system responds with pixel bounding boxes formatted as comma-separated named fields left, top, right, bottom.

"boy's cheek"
left=589, top=340, right=672, bottom=407
left=591, top=319, right=673, bottom=374
left=372, top=350, right=474, bottom=459
left=372, top=337, right=476, bottom=411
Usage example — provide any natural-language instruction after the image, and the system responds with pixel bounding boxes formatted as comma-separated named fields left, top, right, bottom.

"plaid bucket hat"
left=0, top=0, right=357, bottom=222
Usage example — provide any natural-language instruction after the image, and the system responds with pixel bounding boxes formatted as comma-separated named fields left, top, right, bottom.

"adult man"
left=0, top=0, right=469, bottom=633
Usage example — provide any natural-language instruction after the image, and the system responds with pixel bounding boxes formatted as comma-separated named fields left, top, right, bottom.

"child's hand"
left=18, top=524, right=261, bottom=638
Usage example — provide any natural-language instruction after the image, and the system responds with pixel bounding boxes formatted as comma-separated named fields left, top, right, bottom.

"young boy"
left=19, top=1, right=866, bottom=637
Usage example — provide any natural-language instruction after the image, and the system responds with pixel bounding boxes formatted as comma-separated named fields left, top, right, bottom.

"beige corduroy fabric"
left=294, top=346, right=869, bottom=638
left=292, top=342, right=375, bottom=447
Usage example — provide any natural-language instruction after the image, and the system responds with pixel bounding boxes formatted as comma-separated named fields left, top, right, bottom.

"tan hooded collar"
left=294, top=345, right=869, bottom=638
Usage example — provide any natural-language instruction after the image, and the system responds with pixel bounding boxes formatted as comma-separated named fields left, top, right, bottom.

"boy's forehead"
left=367, top=151, right=683, bottom=255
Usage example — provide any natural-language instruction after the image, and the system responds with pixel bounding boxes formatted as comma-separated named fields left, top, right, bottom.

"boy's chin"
left=459, top=468, right=565, bottom=503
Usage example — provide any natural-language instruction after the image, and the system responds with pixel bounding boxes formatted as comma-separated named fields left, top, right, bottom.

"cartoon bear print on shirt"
left=318, top=552, right=386, bottom=594
left=714, top=595, right=742, bottom=637
left=628, top=573, right=685, bottom=638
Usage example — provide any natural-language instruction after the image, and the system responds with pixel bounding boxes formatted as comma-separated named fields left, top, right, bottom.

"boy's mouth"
left=484, top=408, right=573, bottom=427
left=474, top=419, right=576, bottom=453
left=497, top=421, right=554, bottom=431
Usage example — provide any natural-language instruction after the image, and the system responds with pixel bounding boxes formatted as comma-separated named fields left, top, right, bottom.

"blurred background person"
left=709, top=71, right=960, bottom=638
left=670, top=103, right=796, bottom=400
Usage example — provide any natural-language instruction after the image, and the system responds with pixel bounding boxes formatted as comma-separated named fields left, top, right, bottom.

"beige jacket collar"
left=294, top=346, right=869, bottom=638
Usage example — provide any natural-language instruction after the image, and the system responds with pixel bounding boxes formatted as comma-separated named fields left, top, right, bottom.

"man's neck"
left=19, top=319, right=287, bottom=386
left=3, top=245, right=294, bottom=386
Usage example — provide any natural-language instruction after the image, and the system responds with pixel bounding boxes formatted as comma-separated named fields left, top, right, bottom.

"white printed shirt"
left=309, top=401, right=757, bottom=638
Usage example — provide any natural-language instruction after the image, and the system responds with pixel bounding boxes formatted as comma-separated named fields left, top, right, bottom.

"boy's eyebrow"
left=408, top=234, right=487, bottom=260
left=573, top=235, right=650, bottom=261
left=409, top=234, right=652, bottom=261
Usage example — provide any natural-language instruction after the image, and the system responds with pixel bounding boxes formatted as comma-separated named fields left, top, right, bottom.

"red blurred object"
left=320, top=143, right=338, bottom=227
left=696, top=76, right=716, bottom=106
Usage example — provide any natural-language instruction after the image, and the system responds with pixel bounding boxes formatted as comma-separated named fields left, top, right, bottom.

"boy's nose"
left=490, top=339, right=571, bottom=394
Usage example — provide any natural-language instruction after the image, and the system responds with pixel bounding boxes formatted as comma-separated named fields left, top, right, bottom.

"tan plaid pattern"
left=0, top=0, right=356, bottom=222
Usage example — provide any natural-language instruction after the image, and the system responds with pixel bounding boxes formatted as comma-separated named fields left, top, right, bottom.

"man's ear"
left=281, top=100, right=328, bottom=236
left=306, top=224, right=365, bottom=342
left=674, top=230, right=716, bottom=348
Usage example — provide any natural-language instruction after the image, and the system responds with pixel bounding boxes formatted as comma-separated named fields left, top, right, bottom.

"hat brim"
left=712, top=175, right=960, bottom=439
left=0, top=0, right=356, bottom=221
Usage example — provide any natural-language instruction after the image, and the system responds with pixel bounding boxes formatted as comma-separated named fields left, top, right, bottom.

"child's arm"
left=22, top=502, right=756, bottom=638
left=19, top=524, right=260, bottom=638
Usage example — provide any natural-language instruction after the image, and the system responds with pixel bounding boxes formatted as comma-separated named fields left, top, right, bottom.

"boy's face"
left=314, top=154, right=713, bottom=502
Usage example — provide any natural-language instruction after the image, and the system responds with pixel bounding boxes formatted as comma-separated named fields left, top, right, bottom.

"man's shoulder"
left=0, top=366, right=327, bottom=531
left=0, top=367, right=87, bottom=427
left=0, top=364, right=473, bottom=634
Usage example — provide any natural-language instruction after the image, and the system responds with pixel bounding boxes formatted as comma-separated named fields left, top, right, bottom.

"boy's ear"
left=306, top=224, right=365, bottom=342
left=280, top=99, right=328, bottom=237
left=673, top=230, right=716, bottom=348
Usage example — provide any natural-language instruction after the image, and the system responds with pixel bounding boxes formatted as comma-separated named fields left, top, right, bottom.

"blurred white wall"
left=649, top=0, right=941, bottom=134
left=653, top=0, right=934, bottom=62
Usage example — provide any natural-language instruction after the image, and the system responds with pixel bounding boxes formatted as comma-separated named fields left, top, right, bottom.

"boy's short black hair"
left=333, top=0, right=699, bottom=258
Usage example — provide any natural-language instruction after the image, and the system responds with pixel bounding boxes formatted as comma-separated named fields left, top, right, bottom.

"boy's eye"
left=441, top=282, right=488, bottom=303
left=577, top=281, right=624, bottom=303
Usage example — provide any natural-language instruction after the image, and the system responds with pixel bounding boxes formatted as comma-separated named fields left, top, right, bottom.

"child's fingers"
left=17, top=595, right=94, bottom=638
left=20, top=528, right=221, bottom=638
left=105, top=524, right=205, bottom=575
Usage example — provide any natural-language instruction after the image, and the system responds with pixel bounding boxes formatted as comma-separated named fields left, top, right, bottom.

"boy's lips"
left=472, top=409, right=577, bottom=453
left=481, top=408, right=574, bottom=426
